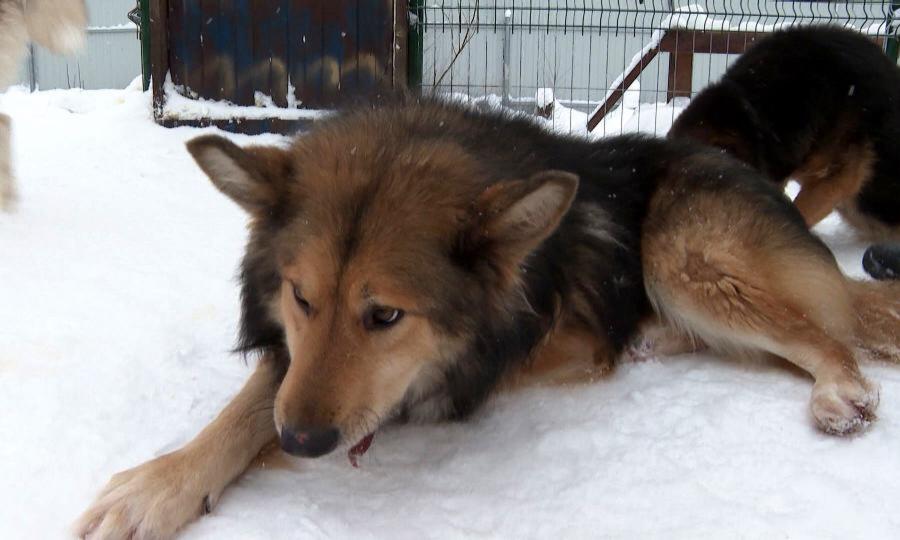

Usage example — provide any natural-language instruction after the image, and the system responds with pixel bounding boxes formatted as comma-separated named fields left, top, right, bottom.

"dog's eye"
left=293, top=286, right=311, bottom=316
left=364, top=306, right=404, bottom=331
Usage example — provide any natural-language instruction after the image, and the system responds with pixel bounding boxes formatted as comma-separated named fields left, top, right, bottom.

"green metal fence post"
left=408, top=0, right=424, bottom=92
left=130, top=0, right=152, bottom=91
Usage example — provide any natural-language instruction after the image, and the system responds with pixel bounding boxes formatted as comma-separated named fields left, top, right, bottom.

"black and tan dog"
left=76, top=99, right=900, bottom=539
left=669, top=26, right=900, bottom=238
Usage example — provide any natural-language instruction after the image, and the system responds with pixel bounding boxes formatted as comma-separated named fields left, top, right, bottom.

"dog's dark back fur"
left=235, top=99, right=796, bottom=421
left=670, top=26, right=900, bottom=225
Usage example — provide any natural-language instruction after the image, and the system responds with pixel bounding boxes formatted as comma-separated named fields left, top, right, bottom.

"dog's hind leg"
left=74, top=352, right=284, bottom=539
left=643, top=169, right=878, bottom=435
left=0, top=113, right=14, bottom=211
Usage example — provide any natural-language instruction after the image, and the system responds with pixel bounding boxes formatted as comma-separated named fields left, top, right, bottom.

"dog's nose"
left=279, top=425, right=340, bottom=457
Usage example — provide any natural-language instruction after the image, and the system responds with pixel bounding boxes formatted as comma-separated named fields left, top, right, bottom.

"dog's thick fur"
left=0, top=0, right=86, bottom=210
left=669, top=26, right=900, bottom=238
left=77, top=100, right=900, bottom=539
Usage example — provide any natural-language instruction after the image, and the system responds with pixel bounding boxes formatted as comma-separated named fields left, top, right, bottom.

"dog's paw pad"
left=811, top=378, right=879, bottom=435
left=624, top=338, right=657, bottom=362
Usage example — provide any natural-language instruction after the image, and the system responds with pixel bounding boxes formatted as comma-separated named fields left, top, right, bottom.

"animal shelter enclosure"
left=144, top=0, right=899, bottom=134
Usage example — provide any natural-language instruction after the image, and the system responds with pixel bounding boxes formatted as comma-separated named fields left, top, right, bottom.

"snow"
left=86, top=23, right=138, bottom=32
left=162, top=75, right=328, bottom=122
left=528, top=85, right=686, bottom=139
left=2, top=84, right=900, bottom=539
left=667, top=3, right=894, bottom=35
left=535, top=87, right=554, bottom=109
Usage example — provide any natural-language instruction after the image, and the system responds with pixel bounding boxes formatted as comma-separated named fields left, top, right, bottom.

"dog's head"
left=187, top=116, right=576, bottom=459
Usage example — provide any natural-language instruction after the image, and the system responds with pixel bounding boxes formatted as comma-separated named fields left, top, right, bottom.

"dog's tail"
left=850, top=279, right=900, bottom=362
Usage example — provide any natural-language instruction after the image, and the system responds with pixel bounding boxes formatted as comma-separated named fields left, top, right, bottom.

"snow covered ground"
left=1, top=85, right=900, bottom=539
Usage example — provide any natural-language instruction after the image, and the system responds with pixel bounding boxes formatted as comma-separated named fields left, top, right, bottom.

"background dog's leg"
left=625, top=316, right=705, bottom=362
left=74, top=352, right=285, bottom=539
left=643, top=179, right=878, bottom=435
left=791, top=142, right=873, bottom=227
left=0, top=113, right=14, bottom=211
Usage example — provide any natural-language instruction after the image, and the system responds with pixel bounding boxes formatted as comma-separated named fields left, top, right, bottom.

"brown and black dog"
left=76, top=99, right=900, bottom=539
left=0, top=0, right=87, bottom=210
left=670, top=26, right=900, bottom=239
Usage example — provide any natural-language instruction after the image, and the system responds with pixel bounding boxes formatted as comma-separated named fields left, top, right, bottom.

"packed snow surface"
left=1, top=85, right=899, bottom=539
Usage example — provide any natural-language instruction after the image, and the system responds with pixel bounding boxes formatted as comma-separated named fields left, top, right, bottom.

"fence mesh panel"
left=413, top=1, right=897, bottom=136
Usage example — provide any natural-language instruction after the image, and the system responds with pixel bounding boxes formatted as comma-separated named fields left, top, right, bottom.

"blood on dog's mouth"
left=348, top=433, right=375, bottom=467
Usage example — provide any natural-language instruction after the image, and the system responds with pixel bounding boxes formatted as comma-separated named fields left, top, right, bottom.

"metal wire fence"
left=411, top=1, right=898, bottom=136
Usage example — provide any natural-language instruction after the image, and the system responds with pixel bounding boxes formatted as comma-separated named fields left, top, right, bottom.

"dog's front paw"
left=811, top=375, right=880, bottom=435
left=74, top=450, right=216, bottom=540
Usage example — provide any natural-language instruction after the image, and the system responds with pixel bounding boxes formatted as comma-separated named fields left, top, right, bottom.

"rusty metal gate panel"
left=150, top=0, right=408, bottom=134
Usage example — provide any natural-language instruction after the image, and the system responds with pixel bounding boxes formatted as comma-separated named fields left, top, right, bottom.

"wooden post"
left=393, top=0, right=410, bottom=90
left=667, top=50, right=693, bottom=101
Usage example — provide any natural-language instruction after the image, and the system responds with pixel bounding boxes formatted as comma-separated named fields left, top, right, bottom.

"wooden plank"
left=250, top=0, right=273, bottom=104
left=270, top=0, right=289, bottom=107
left=356, top=0, right=381, bottom=93
left=586, top=43, right=661, bottom=132
left=667, top=51, right=693, bottom=101
left=393, top=0, right=408, bottom=88
left=217, top=0, right=237, bottom=100
left=165, top=0, right=184, bottom=88
left=287, top=0, right=310, bottom=107
left=182, top=0, right=204, bottom=98
left=660, top=30, right=762, bottom=55
left=321, top=0, right=343, bottom=106
left=339, top=0, right=359, bottom=96
left=149, top=0, right=169, bottom=120
left=233, top=0, right=254, bottom=105
left=304, top=1, right=324, bottom=107
left=199, top=0, right=220, bottom=100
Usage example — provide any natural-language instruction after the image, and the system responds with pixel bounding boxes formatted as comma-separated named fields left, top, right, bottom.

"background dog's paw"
left=73, top=450, right=214, bottom=540
left=0, top=178, right=18, bottom=213
left=811, top=377, right=880, bottom=435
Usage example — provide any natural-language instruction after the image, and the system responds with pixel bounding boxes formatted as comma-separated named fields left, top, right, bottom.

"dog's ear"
left=463, top=170, right=578, bottom=279
left=187, top=135, right=293, bottom=214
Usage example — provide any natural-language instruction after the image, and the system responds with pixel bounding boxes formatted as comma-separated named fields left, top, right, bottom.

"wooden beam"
left=586, top=40, right=663, bottom=132
left=660, top=30, right=762, bottom=55
left=393, top=0, right=409, bottom=88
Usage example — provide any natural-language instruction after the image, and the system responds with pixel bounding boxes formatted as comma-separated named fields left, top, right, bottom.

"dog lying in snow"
left=76, top=99, right=900, bottom=539
left=0, top=0, right=86, bottom=210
